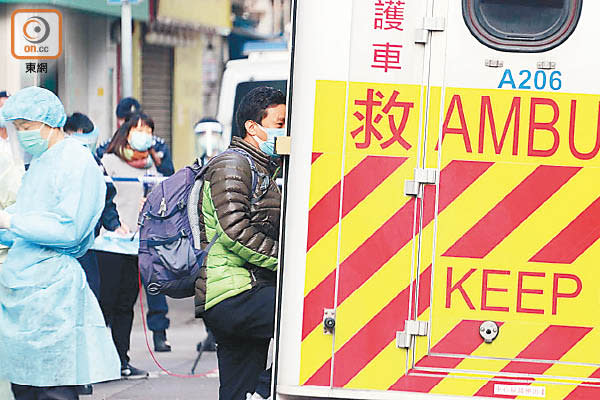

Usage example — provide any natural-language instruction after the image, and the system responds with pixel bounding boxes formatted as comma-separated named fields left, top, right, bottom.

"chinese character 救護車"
left=351, top=88, right=414, bottom=150
left=371, top=43, right=402, bottom=72
left=374, top=0, right=405, bottom=31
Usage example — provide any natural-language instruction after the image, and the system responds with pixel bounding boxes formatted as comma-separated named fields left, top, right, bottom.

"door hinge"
left=485, top=59, right=504, bottom=68
left=396, top=320, right=429, bottom=349
left=404, top=168, right=438, bottom=198
left=415, top=17, right=446, bottom=44
left=537, top=61, right=557, bottom=70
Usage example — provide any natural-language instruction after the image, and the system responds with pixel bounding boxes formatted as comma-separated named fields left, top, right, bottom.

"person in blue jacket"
left=0, top=87, right=120, bottom=400
left=97, top=98, right=174, bottom=352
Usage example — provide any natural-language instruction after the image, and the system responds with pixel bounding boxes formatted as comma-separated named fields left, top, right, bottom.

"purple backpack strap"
left=187, top=148, right=259, bottom=250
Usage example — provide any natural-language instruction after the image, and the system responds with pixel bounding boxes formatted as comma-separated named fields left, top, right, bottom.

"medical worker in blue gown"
left=0, top=87, right=120, bottom=400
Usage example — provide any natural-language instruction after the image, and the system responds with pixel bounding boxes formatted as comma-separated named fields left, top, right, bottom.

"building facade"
left=0, top=0, right=232, bottom=169
left=0, top=0, right=149, bottom=143
left=139, top=0, right=231, bottom=168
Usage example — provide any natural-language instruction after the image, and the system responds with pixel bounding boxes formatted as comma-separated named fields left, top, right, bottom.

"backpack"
left=138, top=148, right=259, bottom=299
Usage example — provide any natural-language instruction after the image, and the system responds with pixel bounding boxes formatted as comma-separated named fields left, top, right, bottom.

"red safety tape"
left=137, top=268, right=213, bottom=378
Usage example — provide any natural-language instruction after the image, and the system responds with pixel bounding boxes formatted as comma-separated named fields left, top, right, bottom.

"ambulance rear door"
left=410, top=1, right=600, bottom=399
left=276, top=0, right=446, bottom=398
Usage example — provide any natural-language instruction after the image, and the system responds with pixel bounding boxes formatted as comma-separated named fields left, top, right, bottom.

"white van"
left=216, top=51, right=289, bottom=144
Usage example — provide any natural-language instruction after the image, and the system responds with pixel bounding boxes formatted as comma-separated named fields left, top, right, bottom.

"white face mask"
left=129, top=130, right=153, bottom=151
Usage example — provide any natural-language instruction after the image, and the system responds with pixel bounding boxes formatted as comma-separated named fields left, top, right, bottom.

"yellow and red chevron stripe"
left=301, top=160, right=493, bottom=385
left=306, top=161, right=493, bottom=385
left=300, top=80, right=425, bottom=385
left=417, top=86, right=600, bottom=398
left=299, top=83, right=600, bottom=399
left=417, top=163, right=600, bottom=398
left=299, top=79, right=344, bottom=384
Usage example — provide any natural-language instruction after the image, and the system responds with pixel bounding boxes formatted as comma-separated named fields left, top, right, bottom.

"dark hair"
left=235, top=87, right=285, bottom=137
left=116, top=97, right=142, bottom=119
left=197, top=117, right=219, bottom=124
left=64, top=112, right=94, bottom=134
left=107, top=112, right=154, bottom=157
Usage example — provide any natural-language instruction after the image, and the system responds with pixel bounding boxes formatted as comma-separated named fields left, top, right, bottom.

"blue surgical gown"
left=0, top=138, right=121, bottom=386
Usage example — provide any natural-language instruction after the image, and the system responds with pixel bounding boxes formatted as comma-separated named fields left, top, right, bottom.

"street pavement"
left=89, top=296, right=219, bottom=400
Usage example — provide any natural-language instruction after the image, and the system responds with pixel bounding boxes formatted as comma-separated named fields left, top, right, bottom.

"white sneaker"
left=246, top=393, right=270, bottom=400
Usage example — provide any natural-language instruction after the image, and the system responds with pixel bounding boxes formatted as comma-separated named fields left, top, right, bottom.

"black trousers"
left=96, top=251, right=139, bottom=367
left=11, top=384, right=78, bottom=400
left=202, top=285, right=275, bottom=400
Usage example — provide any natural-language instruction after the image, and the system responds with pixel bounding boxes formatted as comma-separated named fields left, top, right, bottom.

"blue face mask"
left=72, top=128, right=99, bottom=153
left=256, top=126, right=286, bottom=157
left=17, top=128, right=52, bottom=157
left=129, top=130, right=153, bottom=151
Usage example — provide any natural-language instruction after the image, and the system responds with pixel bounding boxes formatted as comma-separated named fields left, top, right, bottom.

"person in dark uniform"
left=96, top=98, right=173, bottom=352
left=64, top=113, right=126, bottom=300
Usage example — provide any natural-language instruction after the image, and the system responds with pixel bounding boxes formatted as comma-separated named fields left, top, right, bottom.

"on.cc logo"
left=22, top=16, right=50, bottom=44
left=11, top=9, right=62, bottom=60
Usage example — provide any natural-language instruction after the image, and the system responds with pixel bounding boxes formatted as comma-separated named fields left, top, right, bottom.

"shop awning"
left=0, top=0, right=150, bottom=21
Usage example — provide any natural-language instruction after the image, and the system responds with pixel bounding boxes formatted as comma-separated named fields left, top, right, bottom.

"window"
left=463, top=0, right=582, bottom=52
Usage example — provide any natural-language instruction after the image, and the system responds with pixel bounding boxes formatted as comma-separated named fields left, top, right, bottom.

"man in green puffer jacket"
left=195, top=87, right=285, bottom=400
